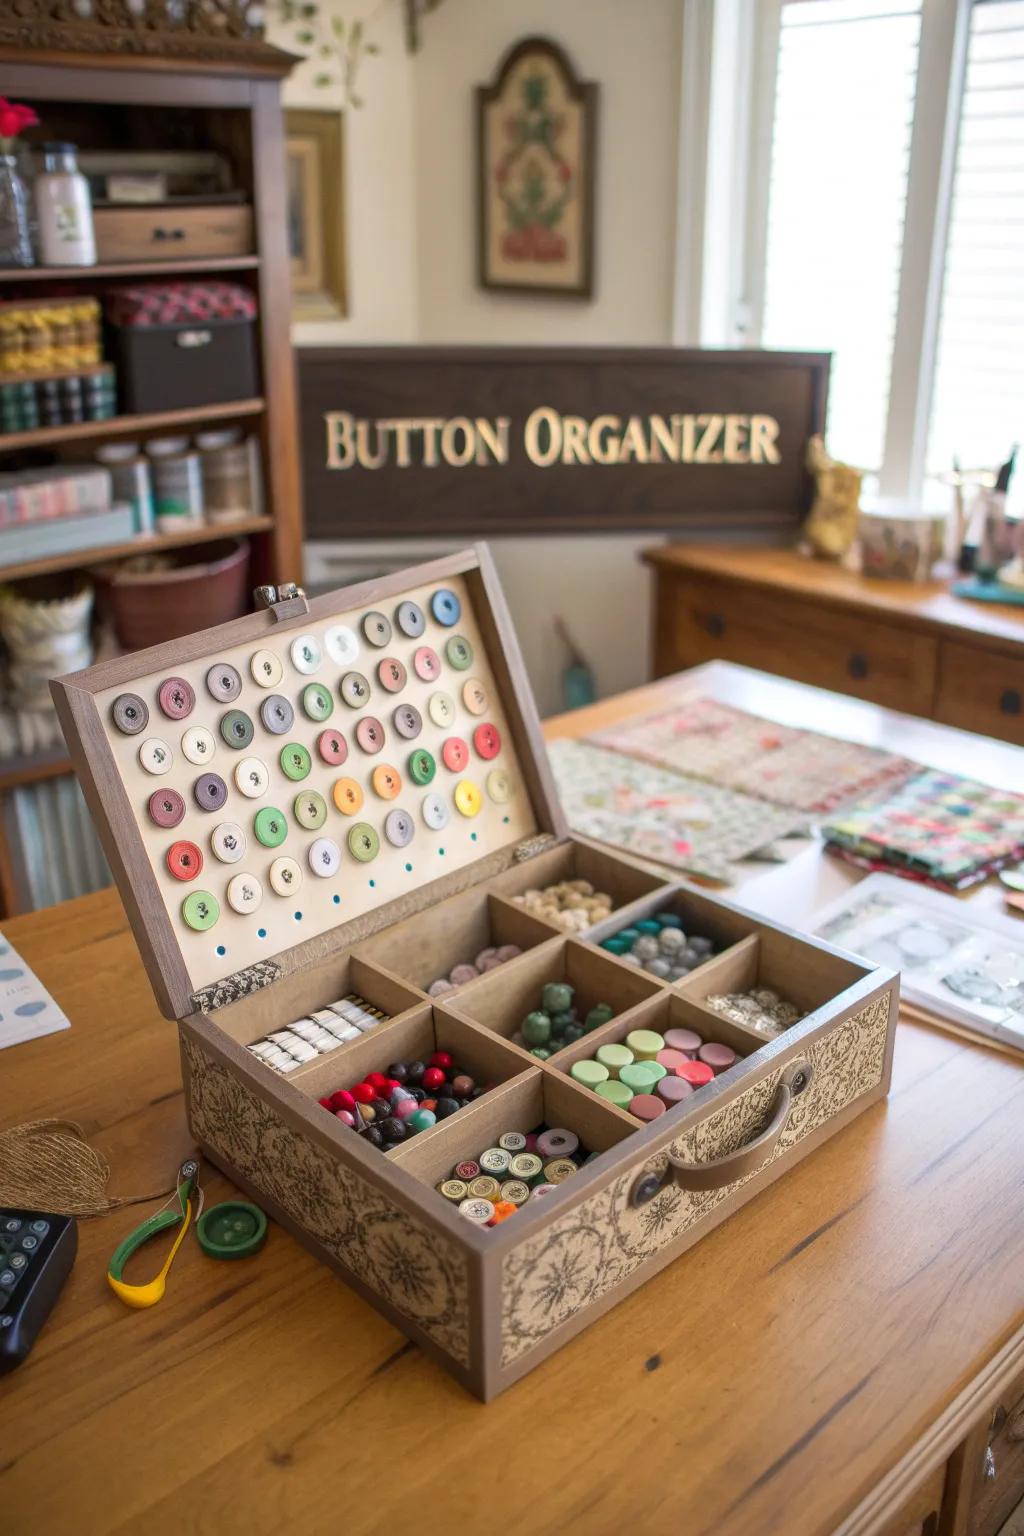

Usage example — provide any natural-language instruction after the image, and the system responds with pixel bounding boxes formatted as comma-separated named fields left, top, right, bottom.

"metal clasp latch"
left=253, top=582, right=310, bottom=622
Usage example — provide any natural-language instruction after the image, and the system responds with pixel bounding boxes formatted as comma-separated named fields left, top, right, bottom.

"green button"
left=219, top=708, right=254, bottom=750
left=445, top=635, right=473, bottom=671
left=347, top=822, right=380, bottom=862
left=196, top=1200, right=267, bottom=1260
left=254, top=806, right=288, bottom=847
left=620, top=1061, right=666, bottom=1093
left=596, top=1042, right=634, bottom=1077
left=182, top=890, right=220, bottom=931
left=302, top=682, right=333, bottom=722
left=293, top=790, right=327, bottom=830
left=279, top=742, right=312, bottom=781
left=570, top=1059, right=609, bottom=1089
left=596, top=1079, right=634, bottom=1109
left=408, top=748, right=436, bottom=786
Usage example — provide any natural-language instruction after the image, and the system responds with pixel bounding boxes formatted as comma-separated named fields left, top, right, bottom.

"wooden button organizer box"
left=51, top=546, right=899, bottom=1400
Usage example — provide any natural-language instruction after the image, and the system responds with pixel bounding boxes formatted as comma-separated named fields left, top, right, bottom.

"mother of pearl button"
left=234, top=757, right=270, bottom=797
left=421, top=792, right=450, bottom=830
left=290, top=633, right=322, bottom=674
left=139, top=738, right=173, bottom=775
left=324, top=624, right=360, bottom=666
left=227, top=871, right=263, bottom=913
left=181, top=726, right=216, bottom=765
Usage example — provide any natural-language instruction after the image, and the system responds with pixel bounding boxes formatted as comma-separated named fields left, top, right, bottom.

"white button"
left=427, top=691, right=456, bottom=729
left=269, top=856, right=302, bottom=896
left=308, top=837, right=342, bottom=877
left=139, top=738, right=173, bottom=775
left=290, top=633, right=323, bottom=674
left=181, top=726, right=215, bottom=764
left=227, top=871, right=263, bottom=914
left=211, top=821, right=247, bottom=863
left=250, top=649, right=283, bottom=688
left=486, top=769, right=513, bottom=804
left=422, top=792, right=450, bottom=830
left=234, top=757, right=269, bottom=798
left=324, top=624, right=360, bottom=666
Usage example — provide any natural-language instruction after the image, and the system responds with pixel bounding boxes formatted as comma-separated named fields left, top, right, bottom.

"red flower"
left=0, top=99, right=39, bottom=140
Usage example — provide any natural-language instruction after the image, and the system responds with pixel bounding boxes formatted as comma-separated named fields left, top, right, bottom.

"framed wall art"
left=476, top=37, right=598, bottom=299
left=285, top=108, right=348, bottom=319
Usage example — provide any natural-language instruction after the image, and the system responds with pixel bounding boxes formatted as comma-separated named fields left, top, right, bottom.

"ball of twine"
left=0, top=1118, right=173, bottom=1216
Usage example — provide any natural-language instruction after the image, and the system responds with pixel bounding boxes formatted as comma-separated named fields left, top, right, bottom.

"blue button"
left=430, top=588, right=461, bottom=626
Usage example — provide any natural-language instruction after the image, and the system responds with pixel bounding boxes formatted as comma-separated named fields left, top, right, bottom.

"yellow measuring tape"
left=106, top=1158, right=203, bottom=1310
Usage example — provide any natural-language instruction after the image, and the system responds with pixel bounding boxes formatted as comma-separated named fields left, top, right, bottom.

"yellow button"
left=454, top=779, right=482, bottom=817
left=371, top=763, right=402, bottom=800
left=332, top=776, right=364, bottom=815
left=249, top=649, right=283, bottom=688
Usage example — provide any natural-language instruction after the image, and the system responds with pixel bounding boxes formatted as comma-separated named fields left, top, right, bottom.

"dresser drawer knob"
left=153, top=227, right=186, bottom=242
left=847, top=653, right=869, bottom=680
left=701, top=613, right=725, bottom=639
left=1000, top=688, right=1021, bottom=716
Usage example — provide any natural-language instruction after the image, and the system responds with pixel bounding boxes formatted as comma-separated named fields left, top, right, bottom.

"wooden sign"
left=298, top=346, right=830, bottom=539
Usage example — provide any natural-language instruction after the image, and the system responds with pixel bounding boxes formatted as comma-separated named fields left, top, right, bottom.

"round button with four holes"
left=462, top=679, right=488, bottom=716
left=347, top=822, right=380, bottom=862
left=408, top=748, right=436, bottom=786
left=269, top=855, right=302, bottom=896
left=421, top=792, right=450, bottom=831
left=112, top=693, right=149, bottom=735
left=181, top=726, right=215, bottom=765
left=166, top=840, right=203, bottom=881
left=220, top=709, right=254, bottom=750
left=332, top=777, right=364, bottom=815
left=316, top=728, right=347, bottom=766
left=377, top=657, right=406, bottom=693
left=250, top=649, right=283, bottom=689
left=139, top=738, right=173, bottom=777
left=308, top=837, right=341, bottom=878
left=182, top=891, right=219, bottom=931
left=254, top=806, right=288, bottom=848
left=293, top=789, right=328, bottom=830
left=430, top=589, right=461, bottom=626
left=362, top=610, right=392, bottom=647
left=445, top=636, right=473, bottom=671
left=148, top=787, right=185, bottom=829
left=279, top=742, right=312, bottom=781
left=339, top=671, right=371, bottom=709
left=227, top=872, right=263, bottom=914
left=412, top=646, right=441, bottom=682
left=355, top=716, right=385, bottom=754
left=427, top=691, right=455, bottom=729
left=206, top=662, right=242, bottom=703
left=391, top=702, right=422, bottom=740
left=473, top=722, right=501, bottom=760
left=234, top=757, right=269, bottom=798
left=260, top=695, right=294, bottom=735
left=158, top=677, right=195, bottom=721
left=290, top=633, right=322, bottom=674
left=211, top=822, right=246, bottom=863
left=454, top=780, right=482, bottom=817
left=193, top=772, right=227, bottom=813
left=371, top=763, right=402, bottom=800
left=395, top=600, right=425, bottom=638
left=441, top=737, right=469, bottom=773
left=302, top=682, right=333, bottom=722
left=324, top=624, right=360, bottom=666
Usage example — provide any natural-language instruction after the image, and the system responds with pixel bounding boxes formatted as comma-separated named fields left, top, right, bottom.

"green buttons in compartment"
left=293, top=790, right=328, bottom=831
left=301, top=682, right=334, bottom=722
left=445, top=636, right=473, bottom=671
left=279, top=742, right=312, bottom=781
left=408, top=748, right=436, bottom=786
left=182, top=890, right=220, bottom=931
left=254, top=806, right=288, bottom=848
left=347, top=822, right=380, bottom=862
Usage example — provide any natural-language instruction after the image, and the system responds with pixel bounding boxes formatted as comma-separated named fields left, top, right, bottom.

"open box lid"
left=51, top=544, right=567, bottom=1021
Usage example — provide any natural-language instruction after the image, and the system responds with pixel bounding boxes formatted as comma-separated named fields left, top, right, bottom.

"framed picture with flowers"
left=476, top=37, right=597, bottom=299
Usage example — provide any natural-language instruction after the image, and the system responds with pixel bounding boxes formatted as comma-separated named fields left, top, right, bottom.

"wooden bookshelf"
left=0, top=255, right=261, bottom=284
left=0, top=397, right=265, bottom=453
left=1, top=513, right=274, bottom=583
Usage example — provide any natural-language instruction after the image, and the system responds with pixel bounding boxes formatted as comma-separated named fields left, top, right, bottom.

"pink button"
left=442, top=737, right=469, bottom=772
left=158, top=676, right=195, bottom=721
left=148, top=787, right=186, bottom=829
left=355, top=716, right=385, bottom=754
left=317, top=729, right=348, bottom=766
left=657, top=1076, right=695, bottom=1105
left=413, top=645, right=441, bottom=682
left=676, top=1060, right=714, bottom=1088
left=699, top=1041, right=737, bottom=1074
left=472, top=722, right=501, bottom=761
left=376, top=658, right=406, bottom=693
left=656, top=1048, right=691, bottom=1073
left=630, top=1093, right=666, bottom=1122
left=664, top=1027, right=703, bottom=1057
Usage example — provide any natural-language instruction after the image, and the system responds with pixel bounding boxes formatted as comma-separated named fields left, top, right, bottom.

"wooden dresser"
left=643, top=544, right=1024, bottom=745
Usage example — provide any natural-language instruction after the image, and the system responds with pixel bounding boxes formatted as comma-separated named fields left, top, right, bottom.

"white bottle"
left=35, top=143, right=96, bottom=267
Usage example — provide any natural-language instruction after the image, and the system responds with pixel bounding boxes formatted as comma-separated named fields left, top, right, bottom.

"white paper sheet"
left=0, top=930, right=69, bottom=1050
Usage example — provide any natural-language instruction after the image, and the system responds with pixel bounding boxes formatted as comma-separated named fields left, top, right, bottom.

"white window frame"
left=673, top=0, right=974, bottom=500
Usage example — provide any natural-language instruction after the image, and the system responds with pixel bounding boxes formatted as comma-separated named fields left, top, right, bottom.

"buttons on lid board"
left=234, top=757, right=269, bottom=798
left=324, top=624, right=360, bottom=666
left=290, top=634, right=322, bottom=674
left=308, top=837, right=341, bottom=877
left=112, top=693, right=148, bottom=735
left=139, top=738, right=173, bottom=776
left=211, top=822, right=246, bottom=863
left=260, top=695, right=294, bottom=735
left=361, top=610, right=391, bottom=647
left=250, top=649, right=283, bottom=688
left=269, top=856, right=302, bottom=895
left=377, top=657, right=406, bottom=694
left=158, top=677, right=195, bottom=721
left=227, top=872, right=263, bottom=914
left=181, top=726, right=215, bottom=765
left=206, top=663, right=242, bottom=703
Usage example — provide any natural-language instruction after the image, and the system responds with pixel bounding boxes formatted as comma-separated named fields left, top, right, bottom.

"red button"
left=412, top=645, right=441, bottom=682
left=676, top=1060, right=714, bottom=1088
left=166, top=840, right=203, bottom=881
left=158, top=676, right=196, bottom=721
left=442, top=736, right=469, bottom=772
left=355, top=716, right=385, bottom=754
left=376, top=658, right=407, bottom=693
left=317, top=729, right=348, bottom=766
left=148, top=787, right=186, bottom=829
left=352, top=1083, right=375, bottom=1104
left=473, top=723, right=501, bottom=760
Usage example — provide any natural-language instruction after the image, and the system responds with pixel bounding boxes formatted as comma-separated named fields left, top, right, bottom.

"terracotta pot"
left=92, top=537, right=250, bottom=650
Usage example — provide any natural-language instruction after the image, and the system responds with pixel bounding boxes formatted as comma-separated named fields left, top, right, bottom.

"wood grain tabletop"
left=3, top=673, right=1024, bottom=1536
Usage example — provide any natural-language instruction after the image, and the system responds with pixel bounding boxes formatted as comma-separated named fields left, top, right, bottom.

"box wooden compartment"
left=52, top=546, right=899, bottom=1400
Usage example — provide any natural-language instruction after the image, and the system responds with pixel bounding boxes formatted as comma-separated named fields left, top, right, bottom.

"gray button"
left=395, top=600, right=425, bottom=638
left=260, top=695, right=294, bottom=735
left=384, top=808, right=415, bottom=848
left=112, top=692, right=149, bottom=735
left=361, top=611, right=392, bottom=647
left=206, top=662, right=242, bottom=703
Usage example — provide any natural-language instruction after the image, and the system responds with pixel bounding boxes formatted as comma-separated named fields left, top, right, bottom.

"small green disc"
left=182, top=890, right=220, bottom=931
left=998, top=867, right=1024, bottom=893
left=254, top=806, right=288, bottom=847
left=596, top=1079, right=634, bottom=1109
left=347, top=822, right=380, bottom=862
left=408, top=748, right=436, bottom=786
left=196, top=1200, right=267, bottom=1260
left=293, top=790, right=328, bottom=830
left=279, top=742, right=312, bottom=781
left=302, top=682, right=334, bottom=722
left=219, top=708, right=254, bottom=750
left=445, top=635, right=474, bottom=671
